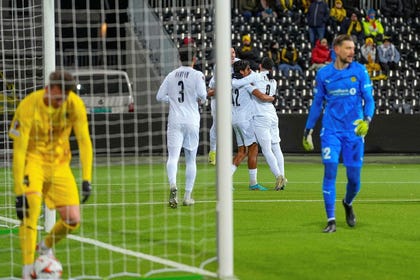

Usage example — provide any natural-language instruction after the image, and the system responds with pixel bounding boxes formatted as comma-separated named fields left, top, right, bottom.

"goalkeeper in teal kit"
left=303, top=34, right=375, bottom=233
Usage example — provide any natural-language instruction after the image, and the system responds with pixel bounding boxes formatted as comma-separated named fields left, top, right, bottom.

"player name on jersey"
left=175, top=71, right=190, bottom=79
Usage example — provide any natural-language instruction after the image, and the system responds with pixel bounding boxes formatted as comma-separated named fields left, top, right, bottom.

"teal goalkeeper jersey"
left=305, top=61, right=375, bottom=132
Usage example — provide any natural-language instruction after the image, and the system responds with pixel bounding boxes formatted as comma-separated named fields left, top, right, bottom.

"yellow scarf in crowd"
left=347, top=21, right=362, bottom=35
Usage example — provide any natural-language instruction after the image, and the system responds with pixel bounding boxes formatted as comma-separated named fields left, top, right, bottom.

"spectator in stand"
left=276, top=0, right=294, bottom=16
left=307, top=0, right=330, bottom=47
left=362, top=9, right=384, bottom=45
left=360, top=37, right=381, bottom=76
left=377, top=36, right=400, bottom=74
left=279, top=41, right=303, bottom=76
left=340, top=11, right=364, bottom=44
left=309, top=38, right=332, bottom=71
left=266, top=41, right=282, bottom=70
left=276, top=0, right=301, bottom=23
left=298, top=0, right=311, bottom=14
left=259, top=0, right=278, bottom=19
left=239, top=0, right=262, bottom=20
left=237, top=34, right=261, bottom=70
left=380, top=0, right=403, bottom=18
left=329, top=0, right=347, bottom=31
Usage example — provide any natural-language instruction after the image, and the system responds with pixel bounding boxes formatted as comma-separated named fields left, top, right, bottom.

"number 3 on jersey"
left=178, top=80, right=184, bottom=103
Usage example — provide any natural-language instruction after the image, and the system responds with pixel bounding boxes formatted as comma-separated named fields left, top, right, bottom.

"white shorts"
left=253, top=115, right=280, bottom=144
left=232, top=120, right=256, bottom=147
left=167, top=123, right=199, bottom=151
left=210, top=98, right=216, bottom=117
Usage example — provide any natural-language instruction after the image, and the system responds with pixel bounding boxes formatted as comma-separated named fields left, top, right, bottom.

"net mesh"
left=0, top=1, right=218, bottom=278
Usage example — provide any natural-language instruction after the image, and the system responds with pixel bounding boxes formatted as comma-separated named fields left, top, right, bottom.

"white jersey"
left=231, top=79, right=257, bottom=147
left=232, top=70, right=280, bottom=144
left=156, top=66, right=207, bottom=127
left=231, top=79, right=256, bottom=125
left=252, top=71, right=278, bottom=118
left=232, top=71, right=277, bottom=118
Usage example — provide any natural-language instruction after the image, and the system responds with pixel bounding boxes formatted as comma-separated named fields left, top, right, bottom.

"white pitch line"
left=2, top=197, right=419, bottom=211
left=0, top=216, right=217, bottom=278
left=74, top=198, right=420, bottom=207
left=66, top=234, right=218, bottom=278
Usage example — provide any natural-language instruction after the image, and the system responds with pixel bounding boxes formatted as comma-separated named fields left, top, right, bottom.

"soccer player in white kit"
left=156, top=45, right=207, bottom=208
left=232, top=57, right=287, bottom=190
left=231, top=60, right=275, bottom=190
left=207, top=48, right=240, bottom=165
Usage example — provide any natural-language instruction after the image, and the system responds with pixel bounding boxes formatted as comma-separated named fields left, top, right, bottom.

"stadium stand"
left=148, top=0, right=420, bottom=115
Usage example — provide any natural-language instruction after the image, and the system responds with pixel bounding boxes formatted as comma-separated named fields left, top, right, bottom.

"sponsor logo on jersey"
left=330, top=88, right=355, bottom=96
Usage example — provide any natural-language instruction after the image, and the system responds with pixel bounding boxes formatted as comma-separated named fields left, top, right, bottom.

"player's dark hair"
left=260, top=57, right=274, bottom=71
left=49, top=70, right=75, bottom=93
left=233, top=59, right=250, bottom=74
left=179, top=46, right=196, bottom=66
left=333, top=34, right=354, bottom=47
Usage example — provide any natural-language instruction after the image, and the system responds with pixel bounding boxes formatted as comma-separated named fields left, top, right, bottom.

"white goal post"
left=0, top=0, right=234, bottom=279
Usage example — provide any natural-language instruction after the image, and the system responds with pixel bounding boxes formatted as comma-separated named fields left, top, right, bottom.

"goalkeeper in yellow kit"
left=9, top=70, right=93, bottom=279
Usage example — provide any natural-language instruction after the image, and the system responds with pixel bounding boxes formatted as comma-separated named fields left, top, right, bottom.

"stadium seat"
left=412, top=103, right=420, bottom=114
left=395, top=79, right=408, bottom=96
left=154, top=3, right=419, bottom=115
left=403, top=89, right=416, bottom=103
left=301, top=89, right=313, bottom=108
left=231, top=8, right=238, bottom=17
left=413, top=79, right=420, bottom=94
left=376, top=98, right=392, bottom=115
left=277, top=78, right=290, bottom=91
left=294, top=79, right=307, bottom=91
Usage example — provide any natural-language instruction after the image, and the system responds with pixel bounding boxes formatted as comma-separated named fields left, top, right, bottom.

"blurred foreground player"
left=302, top=34, right=375, bottom=233
left=9, top=70, right=93, bottom=278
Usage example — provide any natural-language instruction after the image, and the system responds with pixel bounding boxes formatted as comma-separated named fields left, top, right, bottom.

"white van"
left=71, top=70, right=134, bottom=113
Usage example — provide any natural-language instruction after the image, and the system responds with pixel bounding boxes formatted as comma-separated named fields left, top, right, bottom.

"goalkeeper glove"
left=353, top=118, right=370, bottom=137
left=16, top=195, right=29, bottom=220
left=81, top=181, right=92, bottom=203
left=302, top=129, right=314, bottom=151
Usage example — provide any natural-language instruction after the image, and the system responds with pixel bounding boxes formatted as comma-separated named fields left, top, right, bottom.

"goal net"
left=0, top=0, right=228, bottom=279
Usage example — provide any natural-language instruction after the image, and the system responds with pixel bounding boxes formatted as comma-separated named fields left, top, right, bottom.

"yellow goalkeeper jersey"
left=9, top=89, right=93, bottom=195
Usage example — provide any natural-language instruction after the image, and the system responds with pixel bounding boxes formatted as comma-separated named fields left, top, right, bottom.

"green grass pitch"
left=0, top=155, right=419, bottom=279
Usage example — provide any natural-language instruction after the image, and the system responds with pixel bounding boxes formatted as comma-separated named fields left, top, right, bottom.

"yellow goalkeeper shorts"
left=24, top=161, right=80, bottom=209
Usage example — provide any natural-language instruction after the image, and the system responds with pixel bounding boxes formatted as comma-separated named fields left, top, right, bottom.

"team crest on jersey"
left=351, top=76, right=357, bottom=82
